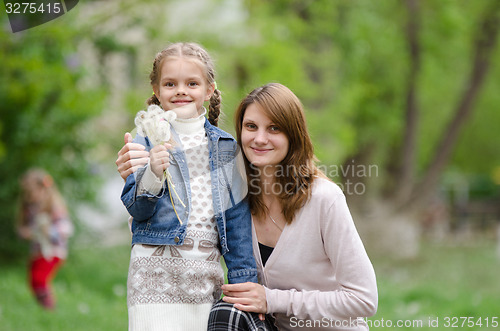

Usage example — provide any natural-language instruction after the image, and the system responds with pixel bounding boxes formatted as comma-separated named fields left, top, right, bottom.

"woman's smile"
left=251, top=147, right=272, bottom=153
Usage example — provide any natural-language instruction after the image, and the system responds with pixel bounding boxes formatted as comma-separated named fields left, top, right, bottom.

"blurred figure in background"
left=17, top=168, right=73, bottom=309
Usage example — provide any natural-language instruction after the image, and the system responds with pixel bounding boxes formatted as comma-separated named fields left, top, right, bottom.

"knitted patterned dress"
left=127, top=113, right=224, bottom=331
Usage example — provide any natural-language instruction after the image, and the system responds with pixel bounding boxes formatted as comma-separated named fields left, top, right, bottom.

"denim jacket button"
left=174, top=236, right=180, bottom=243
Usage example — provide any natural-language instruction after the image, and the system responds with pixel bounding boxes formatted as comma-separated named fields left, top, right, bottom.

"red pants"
left=29, top=256, right=63, bottom=309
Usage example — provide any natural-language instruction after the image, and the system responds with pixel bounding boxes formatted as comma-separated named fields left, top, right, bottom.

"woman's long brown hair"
left=235, top=83, right=325, bottom=223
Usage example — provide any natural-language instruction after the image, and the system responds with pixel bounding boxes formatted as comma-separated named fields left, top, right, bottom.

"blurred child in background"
left=17, top=168, right=73, bottom=309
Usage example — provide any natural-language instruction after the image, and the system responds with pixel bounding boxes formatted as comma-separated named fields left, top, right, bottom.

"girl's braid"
left=146, top=50, right=164, bottom=106
left=208, top=88, right=221, bottom=127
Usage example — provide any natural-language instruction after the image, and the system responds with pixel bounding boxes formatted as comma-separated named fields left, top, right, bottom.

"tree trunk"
left=360, top=1, right=500, bottom=260
left=411, top=1, right=500, bottom=205
left=395, top=0, right=421, bottom=203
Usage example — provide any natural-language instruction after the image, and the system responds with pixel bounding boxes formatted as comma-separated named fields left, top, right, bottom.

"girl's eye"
left=165, top=82, right=175, bottom=87
left=188, top=82, right=199, bottom=87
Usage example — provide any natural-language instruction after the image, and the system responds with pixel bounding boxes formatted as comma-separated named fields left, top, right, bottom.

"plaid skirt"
left=207, top=300, right=278, bottom=331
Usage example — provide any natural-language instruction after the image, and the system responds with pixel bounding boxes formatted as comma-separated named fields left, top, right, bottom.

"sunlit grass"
left=369, top=240, right=500, bottom=330
left=0, top=245, right=129, bottom=331
left=1, top=240, right=499, bottom=330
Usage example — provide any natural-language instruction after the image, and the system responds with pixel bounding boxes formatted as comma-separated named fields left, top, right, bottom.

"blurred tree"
left=222, top=0, right=500, bottom=256
left=4, top=0, right=498, bottom=259
left=0, top=17, right=105, bottom=260
left=65, top=0, right=498, bottom=258
left=398, top=0, right=500, bottom=206
left=230, top=0, right=500, bottom=208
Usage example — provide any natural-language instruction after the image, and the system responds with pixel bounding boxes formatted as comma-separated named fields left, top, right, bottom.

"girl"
left=120, top=42, right=257, bottom=330
left=17, top=168, right=73, bottom=310
left=208, top=83, right=378, bottom=330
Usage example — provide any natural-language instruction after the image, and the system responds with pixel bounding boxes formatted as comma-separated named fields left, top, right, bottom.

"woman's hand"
left=150, top=143, right=172, bottom=179
left=116, top=133, right=150, bottom=180
left=222, top=282, right=267, bottom=316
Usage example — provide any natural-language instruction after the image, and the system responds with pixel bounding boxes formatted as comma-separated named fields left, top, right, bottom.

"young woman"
left=208, top=83, right=378, bottom=331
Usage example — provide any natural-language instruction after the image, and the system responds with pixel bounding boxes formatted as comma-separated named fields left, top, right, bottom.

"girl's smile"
left=172, top=99, right=192, bottom=105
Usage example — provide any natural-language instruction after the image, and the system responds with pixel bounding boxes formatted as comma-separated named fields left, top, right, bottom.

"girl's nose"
left=176, top=84, right=187, bottom=95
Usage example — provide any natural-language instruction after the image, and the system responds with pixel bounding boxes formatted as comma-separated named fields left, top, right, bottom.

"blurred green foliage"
left=232, top=0, right=500, bottom=189
left=1, top=0, right=499, bottom=259
left=0, top=16, right=106, bottom=259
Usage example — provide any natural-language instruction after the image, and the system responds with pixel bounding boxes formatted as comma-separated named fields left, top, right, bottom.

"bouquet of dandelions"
left=134, top=104, right=185, bottom=209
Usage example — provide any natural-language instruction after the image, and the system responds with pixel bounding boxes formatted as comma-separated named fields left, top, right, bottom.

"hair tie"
left=213, top=81, right=218, bottom=90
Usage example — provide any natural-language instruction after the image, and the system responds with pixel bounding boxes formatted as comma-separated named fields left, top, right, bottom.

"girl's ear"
left=205, top=83, right=215, bottom=101
left=153, top=86, right=160, bottom=97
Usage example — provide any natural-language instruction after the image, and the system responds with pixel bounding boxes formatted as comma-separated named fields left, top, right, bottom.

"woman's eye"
left=245, top=123, right=257, bottom=130
left=270, top=126, right=280, bottom=132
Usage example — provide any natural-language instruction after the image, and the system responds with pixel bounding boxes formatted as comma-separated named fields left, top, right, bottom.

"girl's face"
left=22, top=180, right=45, bottom=204
left=241, top=103, right=289, bottom=170
left=153, top=57, right=214, bottom=119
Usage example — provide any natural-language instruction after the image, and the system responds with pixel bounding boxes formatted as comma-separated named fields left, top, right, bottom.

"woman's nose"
left=254, top=129, right=268, bottom=145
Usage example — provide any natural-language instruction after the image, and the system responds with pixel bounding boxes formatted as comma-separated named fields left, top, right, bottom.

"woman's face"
left=241, top=103, right=289, bottom=170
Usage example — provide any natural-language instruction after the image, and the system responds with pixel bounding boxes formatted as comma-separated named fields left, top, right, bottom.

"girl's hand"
left=221, top=282, right=267, bottom=314
left=17, top=226, right=32, bottom=240
left=150, top=143, right=172, bottom=179
left=116, top=133, right=150, bottom=180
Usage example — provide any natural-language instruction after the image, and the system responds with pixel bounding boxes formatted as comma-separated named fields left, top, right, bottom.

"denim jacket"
left=121, top=118, right=257, bottom=284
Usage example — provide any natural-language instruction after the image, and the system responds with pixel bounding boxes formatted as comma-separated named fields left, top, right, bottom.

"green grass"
left=0, top=245, right=130, bottom=331
left=368, top=240, right=500, bottom=330
left=1, top=240, right=499, bottom=330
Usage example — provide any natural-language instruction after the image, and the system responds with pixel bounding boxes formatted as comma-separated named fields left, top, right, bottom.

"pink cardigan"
left=252, top=177, right=378, bottom=330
